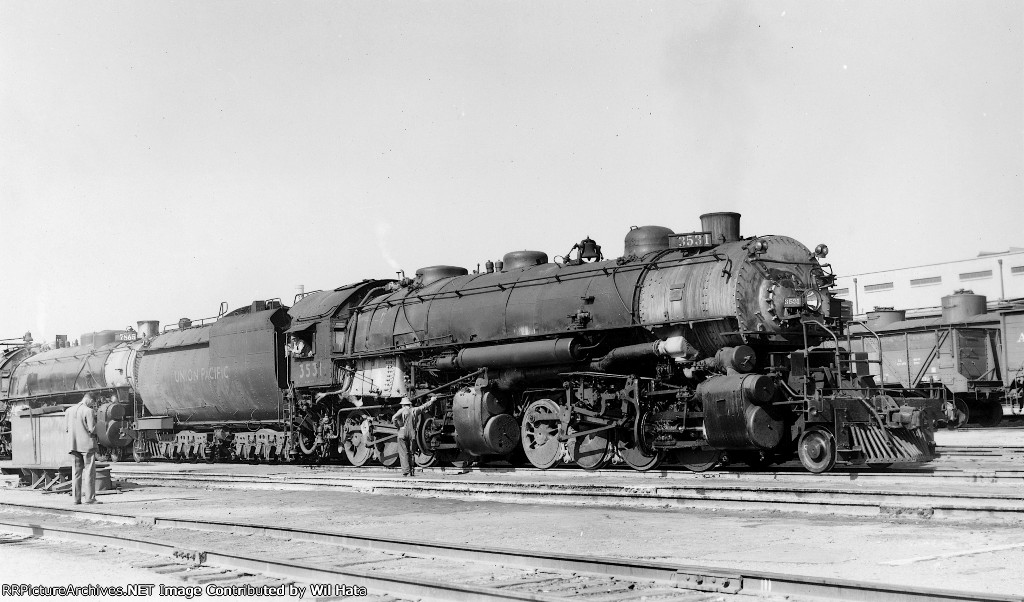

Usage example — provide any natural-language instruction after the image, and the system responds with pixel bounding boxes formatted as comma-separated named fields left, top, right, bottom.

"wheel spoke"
left=521, top=399, right=564, bottom=469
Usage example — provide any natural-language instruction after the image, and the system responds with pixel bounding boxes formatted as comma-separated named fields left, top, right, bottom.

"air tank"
left=866, top=308, right=906, bottom=329
left=700, top=212, right=741, bottom=244
left=941, top=292, right=986, bottom=322
left=623, top=226, right=674, bottom=257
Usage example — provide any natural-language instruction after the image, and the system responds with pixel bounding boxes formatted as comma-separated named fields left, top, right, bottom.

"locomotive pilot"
left=65, top=392, right=99, bottom=504
left=392, top=395, right=439, bottom=477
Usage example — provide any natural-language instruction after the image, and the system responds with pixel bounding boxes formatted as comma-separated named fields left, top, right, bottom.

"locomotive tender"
left=1, top=213, right=940, bottom=473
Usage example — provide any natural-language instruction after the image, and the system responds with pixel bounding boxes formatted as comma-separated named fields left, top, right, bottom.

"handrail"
left=801, top=316, right=841, bottom=397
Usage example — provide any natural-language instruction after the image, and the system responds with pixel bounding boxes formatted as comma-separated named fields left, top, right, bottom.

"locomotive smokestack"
left=700, top=212, right=741, bottom=244
left=137, top=321, right=160, bottom=338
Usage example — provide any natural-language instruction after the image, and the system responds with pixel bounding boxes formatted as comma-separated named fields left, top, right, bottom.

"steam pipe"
left=435, top=338, right=583, bottom=370
left=590, top=336, right=701, bottom=371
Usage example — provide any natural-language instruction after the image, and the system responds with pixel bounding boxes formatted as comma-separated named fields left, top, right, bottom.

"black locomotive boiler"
left=2, top=213, right=941, bottom=473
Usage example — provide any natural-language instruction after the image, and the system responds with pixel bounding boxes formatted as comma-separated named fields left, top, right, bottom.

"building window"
left=864, top=282, right=894, bottom=293
left=959, top=270, right=992, bottom=281
left=1012, top=266, right=1024, bottom=275
left=832, top=288, right=849, bottom=295
left=910, top=276, right=942, bottom=287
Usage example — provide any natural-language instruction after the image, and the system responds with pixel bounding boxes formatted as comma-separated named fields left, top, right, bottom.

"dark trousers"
left=397, top=433, right=416, bottom=475
left=70, top=451, right=96, bottom=503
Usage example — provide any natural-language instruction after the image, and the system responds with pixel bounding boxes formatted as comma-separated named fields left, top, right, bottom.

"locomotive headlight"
left=814, top=244, right=829, bottom=258
left=804, top=290, right=823, bottom=312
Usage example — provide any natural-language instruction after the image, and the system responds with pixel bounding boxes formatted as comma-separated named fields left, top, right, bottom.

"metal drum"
left=941, top=293, right=987, bottom=322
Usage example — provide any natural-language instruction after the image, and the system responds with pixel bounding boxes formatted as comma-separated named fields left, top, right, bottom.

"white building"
left=834, top=248, right=1024, bottom=317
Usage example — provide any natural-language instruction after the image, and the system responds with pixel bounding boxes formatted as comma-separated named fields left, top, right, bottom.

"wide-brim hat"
left=400, top=397, right=412, bottom=406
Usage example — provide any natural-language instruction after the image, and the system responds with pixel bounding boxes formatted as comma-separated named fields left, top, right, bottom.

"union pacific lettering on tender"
left=173, top=366, right=230, bottom=383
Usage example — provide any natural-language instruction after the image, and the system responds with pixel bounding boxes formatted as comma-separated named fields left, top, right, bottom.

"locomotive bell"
left=578, top=237, right=602, bottom=262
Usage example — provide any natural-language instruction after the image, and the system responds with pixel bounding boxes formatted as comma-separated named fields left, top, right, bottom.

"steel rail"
left=0, top=503, right=1018, bottom=602
left=107, top=468, right=1024, bottom=521
left=106, top=454, right=1024, bottom=481
left=0, top=518, right=561, bottom=602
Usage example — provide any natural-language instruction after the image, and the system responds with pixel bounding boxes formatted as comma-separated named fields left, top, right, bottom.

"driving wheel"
left=676, top=448, right=724, bottom=472
left=798, top=428, right=836, bottom=473
left=414, top=416, right=440, bottom=468
left=618, top=411, right=662, bottom=471
left=340, top=411, right=373, bottom=466
left=617, top=440, right=662, bottom=471
left=375, top=438, right=400, bottom=467
left=568, top=426, right=612, bottom=471
left=520, top=399, right=564, bottom=469
left=296, top=411, right=320, bottom=457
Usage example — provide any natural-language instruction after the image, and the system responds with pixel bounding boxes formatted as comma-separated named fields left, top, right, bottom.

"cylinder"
left=715, top=346, right=757, bottom=373
left=137, top=321, right=160, bottom=338
left=96, top=401, right=133, bottom=448
left=941, top=293, right=986, bottom=322
left=698, top=374, right=781, bottom=450
left=452, top=386, right=520, bottom=456
left=700, top=212, right=741, bottom=244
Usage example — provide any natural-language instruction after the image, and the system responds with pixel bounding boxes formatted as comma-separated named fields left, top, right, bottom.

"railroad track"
left=107, top=464, right=1024, bottom=522
left=0, top=502, right=1016, bottom=602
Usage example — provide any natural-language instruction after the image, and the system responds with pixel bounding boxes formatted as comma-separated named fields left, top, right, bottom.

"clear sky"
left=1, top=1, right=1021, bottom=345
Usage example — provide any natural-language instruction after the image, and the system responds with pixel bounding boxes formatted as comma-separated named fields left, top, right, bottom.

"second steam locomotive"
left=1, top=213, right=941, bottom=473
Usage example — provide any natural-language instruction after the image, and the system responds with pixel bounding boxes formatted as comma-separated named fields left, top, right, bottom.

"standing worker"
left=392, top=395, right=439, bottom=477
left=65, top=392, right=99, bottom=504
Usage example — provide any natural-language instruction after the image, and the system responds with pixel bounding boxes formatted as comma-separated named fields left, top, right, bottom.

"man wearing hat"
left=391, top=395, right=440, bottom=477
left=65, top=392, right=99, bottom=504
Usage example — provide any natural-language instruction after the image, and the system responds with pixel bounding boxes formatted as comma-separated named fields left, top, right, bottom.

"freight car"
left=839, top=292, right=1024, bottom=427
left=1, top=213, right=942, bottom=473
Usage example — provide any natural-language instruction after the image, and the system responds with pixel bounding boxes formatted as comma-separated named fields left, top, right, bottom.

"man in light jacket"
left=391, top=395, right=439, bottom=477
left=65, top=392, right=99, bottom=504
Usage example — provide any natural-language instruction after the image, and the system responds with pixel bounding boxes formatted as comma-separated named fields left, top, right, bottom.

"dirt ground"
left=0, top=478, right=1022, bottom=599
left=1, top=427, right=1021, bottom=599
left=0, top=532, right=192, bottom=600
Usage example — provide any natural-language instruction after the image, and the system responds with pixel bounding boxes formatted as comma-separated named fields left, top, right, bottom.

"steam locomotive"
left=0, top=213, right=941, bottom=473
